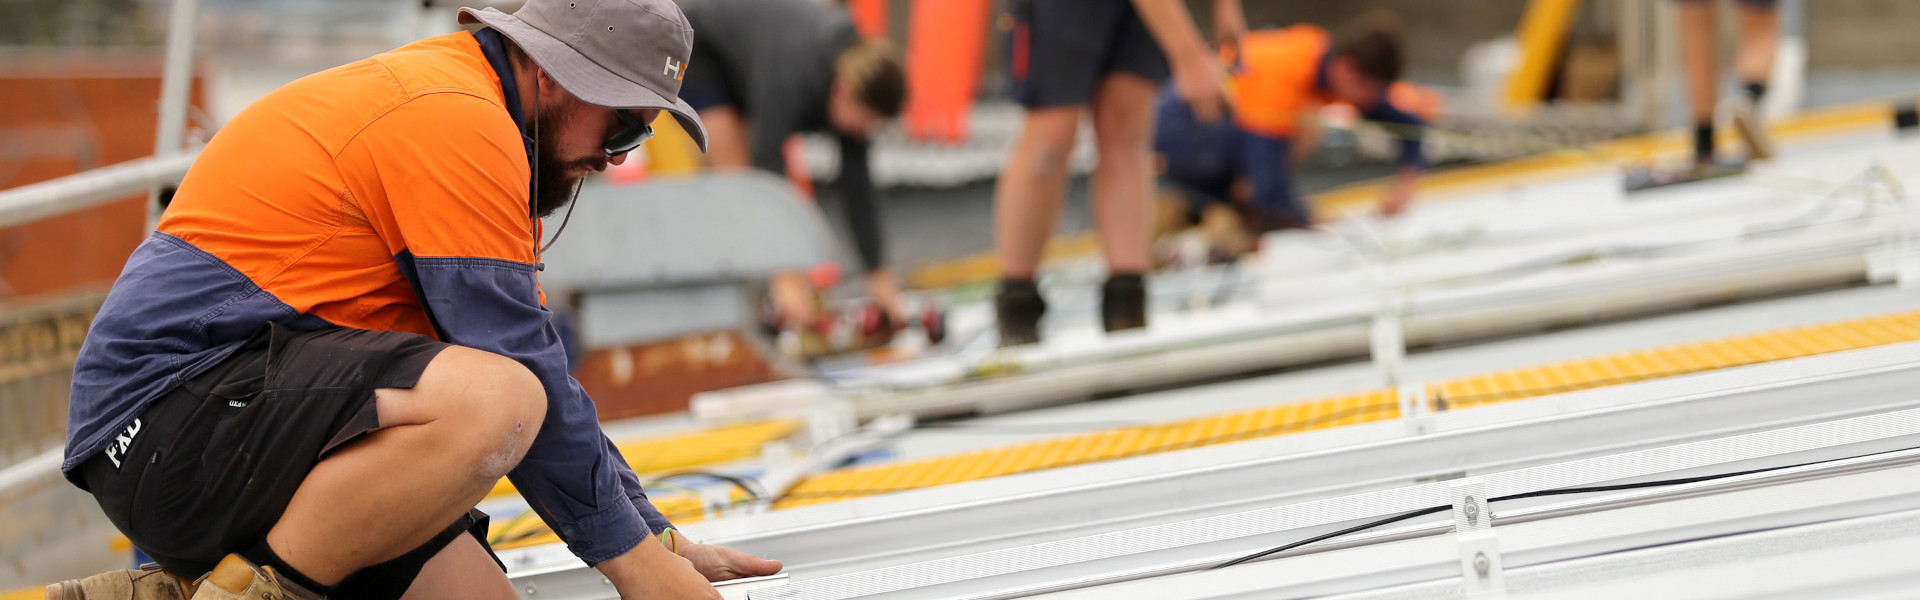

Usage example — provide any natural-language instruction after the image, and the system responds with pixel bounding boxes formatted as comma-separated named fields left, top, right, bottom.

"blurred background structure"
left=12, top=0, right=1920, bottom=596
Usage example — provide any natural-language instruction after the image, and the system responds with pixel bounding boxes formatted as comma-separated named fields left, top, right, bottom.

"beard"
left=531, top=106, right=609, bottom=219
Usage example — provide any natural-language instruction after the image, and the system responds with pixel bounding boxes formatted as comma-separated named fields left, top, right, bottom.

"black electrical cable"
left=1209, top=505, right=1449, bottom=570
left=649, top=471, right=764, bottom=502
left=1208, top=448, right=1914, bottom=570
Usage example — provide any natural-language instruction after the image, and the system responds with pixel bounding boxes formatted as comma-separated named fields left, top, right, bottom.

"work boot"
left=995, top=280, right=1046, bottom=347
left=189, top=555, right=324, bottom=600
left=1199, top=203, right=1254, bottom=262
left=1101, top=275, right=1147, bottom=333
left=45, top=564, right=193, bottom=600
left=1730, top=92, right=1774, bottom=162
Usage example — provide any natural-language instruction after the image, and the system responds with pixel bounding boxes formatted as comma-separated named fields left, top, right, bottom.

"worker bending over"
left=53, top=1, right=777, bottom=598
left=675, top=0, right=910, bottom=342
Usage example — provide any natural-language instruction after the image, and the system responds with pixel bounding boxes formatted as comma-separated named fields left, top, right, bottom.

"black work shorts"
left=78, top=323, right=499, bottom=600
left=1006, top=0, right=1170, bottom=108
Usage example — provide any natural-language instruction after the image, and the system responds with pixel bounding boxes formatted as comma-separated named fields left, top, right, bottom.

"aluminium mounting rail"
left=841, top=220, right=1897, bottom=420
left=747, top=407, right=1920, bottom=599
left=501, top=340, right=1920, bottom=597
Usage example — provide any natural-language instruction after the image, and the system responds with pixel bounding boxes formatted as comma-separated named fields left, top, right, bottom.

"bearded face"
left=530, top=103, right=610, bottom=219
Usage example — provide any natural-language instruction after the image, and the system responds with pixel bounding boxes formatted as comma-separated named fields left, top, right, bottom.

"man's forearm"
left=1212, top=0, right=1246, bottom=43
left=1381, top=164, right=1420, bottom=216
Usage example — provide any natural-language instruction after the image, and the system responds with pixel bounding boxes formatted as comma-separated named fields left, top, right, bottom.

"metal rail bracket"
left=1451, top=478, right=1507, bottom=598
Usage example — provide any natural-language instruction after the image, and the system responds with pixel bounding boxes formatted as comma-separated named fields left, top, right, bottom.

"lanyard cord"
left=528, top=75, right=584, bottom=264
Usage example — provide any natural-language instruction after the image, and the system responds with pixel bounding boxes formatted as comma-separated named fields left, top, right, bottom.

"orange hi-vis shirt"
left=1228, top=24, right=1333, bottom=139
left=68, top=30, right=670, bottom=565
left=162, top=33, right=535, bottom=335
left=1222, top=24, right=1430, bottom=167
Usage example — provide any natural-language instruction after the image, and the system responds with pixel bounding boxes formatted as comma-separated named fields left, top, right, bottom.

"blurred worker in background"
left=1153, top=10, right=1432, bottom=254
left=51, top=1, right=778, bottom=598
left=1678, top=0, right=1778, bottom=168
left=993, top=0, right=1242, bottom=347
left=673, top=0, right=910, bottom=348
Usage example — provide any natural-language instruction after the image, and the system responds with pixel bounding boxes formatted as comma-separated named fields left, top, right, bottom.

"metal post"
left=1617, top=0, right=1654, bottom=127
left=151, top=0, right=199, bottom=226
left=1765, top=0, right=1807, bottom=118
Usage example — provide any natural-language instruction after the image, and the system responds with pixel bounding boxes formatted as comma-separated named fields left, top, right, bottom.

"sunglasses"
left=604, top=110, right=655, bottom=157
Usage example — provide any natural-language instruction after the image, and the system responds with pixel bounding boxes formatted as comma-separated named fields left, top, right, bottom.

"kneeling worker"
left=52, top=1, right=778, bottom=598
left=1156, top=13, right=1431, bottom=238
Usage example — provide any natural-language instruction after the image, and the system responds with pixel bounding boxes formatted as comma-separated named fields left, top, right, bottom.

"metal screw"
left=525, top=584, right=537, bottom=595
left=1464, top=498, right=1480, bottom=525
left=1473, top=552, right=1491, bottom=579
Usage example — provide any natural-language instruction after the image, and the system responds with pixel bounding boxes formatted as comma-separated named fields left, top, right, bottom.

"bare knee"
left=1013, top=108, right=1082, bottom=176
left=466, top=352, right=544, bottom=478
left=1091, top=111, right=1152, bottom=163
left=408, top=347, right=546, bottom=480
left=1094, top=136, right=1151, bottom=169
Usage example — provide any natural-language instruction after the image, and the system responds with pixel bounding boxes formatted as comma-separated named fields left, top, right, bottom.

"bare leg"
left=1088, top=73, right=1160, bottom=275
left=1678, top=1, right=1718, bottom=126
left=264, top=347, right=547, bottom=585
left=1678, top=0, right=1720, bottom=164
left=396, top=534, right=519, bottom=600
left=996, top=106, right=1084, bottom=280
left=1735, top=2, right=1779, bottom=86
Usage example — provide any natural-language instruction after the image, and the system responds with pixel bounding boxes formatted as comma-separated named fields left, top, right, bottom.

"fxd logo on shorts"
left=104, top=418, right=142, bottom=471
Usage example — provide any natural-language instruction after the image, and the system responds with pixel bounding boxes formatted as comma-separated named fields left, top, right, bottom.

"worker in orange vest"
left=1155, top=12, right=1435, bottom=240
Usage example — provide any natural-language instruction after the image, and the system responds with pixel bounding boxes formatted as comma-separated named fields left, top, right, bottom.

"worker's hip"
left=77, top=323, right=494, bottom=598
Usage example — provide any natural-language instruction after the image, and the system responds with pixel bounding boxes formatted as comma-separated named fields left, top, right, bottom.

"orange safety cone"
left=903, top=0, right=990, bottom=143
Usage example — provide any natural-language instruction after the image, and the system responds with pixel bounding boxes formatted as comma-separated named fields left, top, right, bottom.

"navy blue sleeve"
left=398, top=252, right=669, bottom=565
left=604, top=432, right=677, bottom=533
left=1362, top=100, right=1427, bottom=169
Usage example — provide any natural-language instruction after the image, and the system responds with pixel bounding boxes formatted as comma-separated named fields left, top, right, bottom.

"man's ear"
left=1328, top=55, right=1352, bottom=79
left=535, top=69, right=565, bottom=104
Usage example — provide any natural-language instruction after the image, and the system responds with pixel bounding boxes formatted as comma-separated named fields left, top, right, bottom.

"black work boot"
left=1101, top=274, right=1146, bottom=333
left=995, top=279, right=1046, bottom=347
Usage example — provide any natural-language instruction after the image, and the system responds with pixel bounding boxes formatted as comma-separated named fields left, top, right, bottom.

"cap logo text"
left=664, top=58, right=688, bottom=81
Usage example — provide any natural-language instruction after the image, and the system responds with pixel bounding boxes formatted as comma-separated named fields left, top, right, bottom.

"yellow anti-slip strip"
left=489, top=308, right=1920, bottom=549
left=907, top=100, right=1896, bottom=290
left=484, top=419, right=801, bottom=499
left=771, top=310, right=1920, bottom=512
left=1436, top=310, right=1920, bottom=409
left=1, top=586, right=42, bottom=600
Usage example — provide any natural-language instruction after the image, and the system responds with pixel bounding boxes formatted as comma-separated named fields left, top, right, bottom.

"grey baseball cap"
left=459, top=0, right=707, bottom=151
